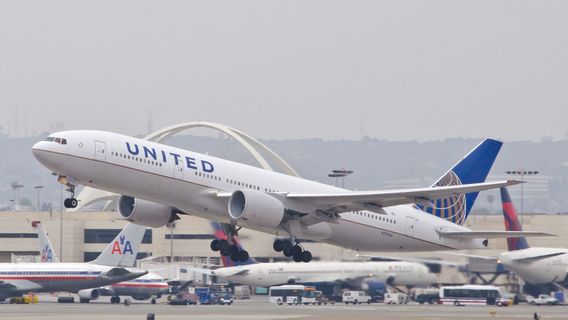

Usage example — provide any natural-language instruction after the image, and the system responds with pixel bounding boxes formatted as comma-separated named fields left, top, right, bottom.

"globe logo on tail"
left=416, top=171, right=467, bottom=225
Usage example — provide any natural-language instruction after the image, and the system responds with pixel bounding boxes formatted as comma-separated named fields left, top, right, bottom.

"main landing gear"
left=273, top=239, right=312, bottom=263
left=210, top=237, right=250, bottom=263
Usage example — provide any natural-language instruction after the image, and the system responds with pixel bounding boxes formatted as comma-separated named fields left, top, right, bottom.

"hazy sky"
left=1, top=1, right=567, bottom=141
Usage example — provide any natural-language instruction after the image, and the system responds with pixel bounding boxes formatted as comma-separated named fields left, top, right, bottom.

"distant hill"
left=1, top=134, right=567, bottom=214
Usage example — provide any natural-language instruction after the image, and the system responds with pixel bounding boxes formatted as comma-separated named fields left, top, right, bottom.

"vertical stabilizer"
left=416, top=139, right=502, bottom=225
left=34, top=222, right=59, bottom=262
left=91, top=223, right=147, bottom=267
left=500, top=187, right=530, bottom=251
left=212, top=222, right=257, bottom=267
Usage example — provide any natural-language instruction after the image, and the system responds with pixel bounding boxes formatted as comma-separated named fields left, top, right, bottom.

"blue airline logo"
left=125, top=142, right=214, bottom=173
left=41, top=245, right=54, bottom=262
left=111, top=234, right=134, bottom=255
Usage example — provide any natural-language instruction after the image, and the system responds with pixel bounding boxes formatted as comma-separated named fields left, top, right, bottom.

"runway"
left=1, top=296, right=567, bottom=320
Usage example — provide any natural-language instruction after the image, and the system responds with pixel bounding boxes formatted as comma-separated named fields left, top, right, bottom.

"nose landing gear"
left=57, top=175, right=79, bottom=209
left=273, top=239, right=312, bottom=263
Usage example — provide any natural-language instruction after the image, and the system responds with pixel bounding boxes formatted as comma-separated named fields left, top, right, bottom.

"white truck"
left=384, top=292, right=409, bottom=305
left=527, top=294, right=559, bottom=306
left=342, top=291, right=372, bottom=304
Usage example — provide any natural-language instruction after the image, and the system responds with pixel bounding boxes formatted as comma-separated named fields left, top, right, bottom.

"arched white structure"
left=71, top=121, right=300, bottom=211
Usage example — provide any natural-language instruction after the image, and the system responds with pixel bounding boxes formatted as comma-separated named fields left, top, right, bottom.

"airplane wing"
left=185, top=267, right=251, bottom=277
left=0, top=280, right=43, bottom=292
left=436, top=230, right=556, bottom=239
left=285, top=180, right=520, bottom=213
left=355, top=254, right=462, bottom=267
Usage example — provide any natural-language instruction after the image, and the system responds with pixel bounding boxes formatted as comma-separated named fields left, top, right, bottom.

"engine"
left=78, top=288, right=100, bottom=300
left=228, top=190, right=285, bottom=228
left=118, top=195, right=174, bottom=228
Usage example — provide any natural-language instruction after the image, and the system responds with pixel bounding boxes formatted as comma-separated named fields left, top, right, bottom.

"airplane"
left=497, top=187, right=568, bottom=294
left=0, top=222, right=148, bottom=302
left=191, top=223, right=437, bottom=290
left=32, top=130, right=552, bottom=263
left=33, top=221, right=170, bottom=304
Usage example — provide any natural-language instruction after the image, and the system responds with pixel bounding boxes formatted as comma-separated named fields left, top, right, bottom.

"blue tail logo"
left=416, top=139, right=502, bottom=225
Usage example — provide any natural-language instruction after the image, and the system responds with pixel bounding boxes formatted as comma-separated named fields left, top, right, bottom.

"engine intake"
left=78, top=288, right=100, bottom=300
left=118, top=196, right=174, bottom=228
left=228, top=190, right=285, bottom=228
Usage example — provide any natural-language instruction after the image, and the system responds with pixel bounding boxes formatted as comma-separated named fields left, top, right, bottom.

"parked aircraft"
left=498, top=188, right=568, bottom=293
left=193, top=223, right=437, bottom=289
left=32, top=131, right=551, bottom=263
left=0, top=223, right=147, bottom=302
left=33, top=222, right=169, bottom=304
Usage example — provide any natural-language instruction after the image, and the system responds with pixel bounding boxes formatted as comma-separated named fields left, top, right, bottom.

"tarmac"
left=1, top=295, right=567, bottom=320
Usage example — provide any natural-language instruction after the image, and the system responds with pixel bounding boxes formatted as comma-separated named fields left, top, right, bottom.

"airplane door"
left=174, top=161, right=184, bottom=180
left=257, top=269, right=264, bottom=281
left=94, top=141, right=106, bottom=161
left=405, top=216, right=416, bottom=236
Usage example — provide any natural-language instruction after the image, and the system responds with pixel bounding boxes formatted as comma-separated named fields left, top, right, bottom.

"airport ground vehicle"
left=439, top=285, right=510, bottom=306
left=415, top=289, right=440, bottom=304
left=342, top=290, right=372, bottom=304
left=269, top=285, right=316, bottom=305
left=216, top=292, right=234, bottom=305
left=384, top=292, right=408, bottom=304
left=168, top=292, right=197, bottom=306
left=527, top=294, right=559, bottom=306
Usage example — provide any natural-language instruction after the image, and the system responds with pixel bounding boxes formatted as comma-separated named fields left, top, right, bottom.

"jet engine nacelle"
left=228, top=190, right=285, bottom=229
left=118, top=195, right=174, bottom=228
left=78, top=288, right=100, bottom=300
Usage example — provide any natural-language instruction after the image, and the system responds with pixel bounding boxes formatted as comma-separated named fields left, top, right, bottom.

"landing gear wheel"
left=219, top=240, right=230, bottom=252
left=239, top=250, right=249, bottom=262
left=273, top=239, right=283, bottom=252
left=290, top=245, right=302, bottom=257
left=210, top=239, right=220, bottom=251
left=283, top=247, right=293, bottom=257
left=228, top=245, right=240, bottom=256
left=151, top=298, right=156, bottom=304
left=301, top=250, right=312, bottom=263
left=64, top=198, right=78, bottom=208
left=230, top=251, right=241, bottom=262
left=293, top=252, right=303, bottom=262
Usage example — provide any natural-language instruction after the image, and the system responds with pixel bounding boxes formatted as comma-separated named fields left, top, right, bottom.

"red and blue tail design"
left=212, top=222, right=257, bottom=267
left=417, top=139, right=503, bottom=225
left=500, top=187, right=529, bottom=251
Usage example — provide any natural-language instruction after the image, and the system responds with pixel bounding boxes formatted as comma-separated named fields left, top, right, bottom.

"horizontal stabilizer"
left=510, top=251, right=567, bottom=262
left=437, top=230, right=556, bottom=239
left=185, top=267, right=215, bottom=276
left=356, top=253, right=462, bottom=267
left=0, top=280, right=43, bottom=292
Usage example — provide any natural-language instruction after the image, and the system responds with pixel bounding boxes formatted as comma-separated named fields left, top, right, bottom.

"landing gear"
left=273, top=239, right=312, bottom=263
left=57, top=175, right=79, bottom=208
left=110, top=296, right=121, bottom=304
left=209, top=236, right=250, bottom=262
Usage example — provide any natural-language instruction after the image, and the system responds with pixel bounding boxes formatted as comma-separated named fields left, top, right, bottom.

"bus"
left=269, top=285, right=317, bottom=305
left=439, top=285, right=510, bottom=306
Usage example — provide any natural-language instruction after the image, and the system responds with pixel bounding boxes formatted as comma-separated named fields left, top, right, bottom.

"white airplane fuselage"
left=498, top=248, right=568, bottom=285
left=32, top=130, right=487, bottom=252
left=212, top=261, right=436, bottom=288
left=0, top=263, right=146, bottom=299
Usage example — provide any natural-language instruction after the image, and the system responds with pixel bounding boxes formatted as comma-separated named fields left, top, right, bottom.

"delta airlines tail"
left=500, top=187, right=530, bottom=251
left=91, top=223, right=147, bottom=267
left=212, top=222, right=257, bottom=267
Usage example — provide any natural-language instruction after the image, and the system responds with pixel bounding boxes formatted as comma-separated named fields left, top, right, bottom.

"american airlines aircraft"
left=0, top=223, right=147, bottom=302
left=193, top=223, right=436, bottom=289
left=34, top=222, right=170, bottom=304
left=32, top=130, right=550, bottom=263
left=497, top=188, right=568, bottom=294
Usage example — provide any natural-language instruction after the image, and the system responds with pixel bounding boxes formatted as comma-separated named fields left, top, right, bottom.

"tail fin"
left=33, top=222, right=59, bottom=262
left=212, top=222, right=257, bottom=267
left=500, top=187, right=530, bottom=251
left=417, top=139, right=502, bottom=225
left=90, top=223, right=146, bottom=267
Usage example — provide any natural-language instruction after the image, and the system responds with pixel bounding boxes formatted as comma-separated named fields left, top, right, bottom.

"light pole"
left=52, top=172, right=63, bottom=262
left=34, top=185, right=44, bottom=211
left=328, top=169, right=354, bottom=188
left=168, top=222, right=176, bottom=263
left=11, top=182, right=24, bottom=210
left=505, top=170, right=539, bottom=226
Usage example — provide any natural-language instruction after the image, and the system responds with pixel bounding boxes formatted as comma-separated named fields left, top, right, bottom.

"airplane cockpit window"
left=44, top=136, right=68, bottom=145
